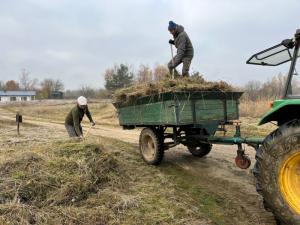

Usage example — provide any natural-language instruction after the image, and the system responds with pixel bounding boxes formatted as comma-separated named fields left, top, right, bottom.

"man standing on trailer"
left=65, top=96, right=95, bottom=138
left=168, top=21, right=194, bottom=77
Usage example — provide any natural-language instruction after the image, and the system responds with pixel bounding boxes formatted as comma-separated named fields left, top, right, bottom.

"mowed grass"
left=0, top=129, right=218, bottom=224
left=1, top=99, right=277, bottom=137
left=0, top=100, right=277, bottom=224
left=1, top=100, right=118, bottom=127
left=0, top=103, right=217, bottom=224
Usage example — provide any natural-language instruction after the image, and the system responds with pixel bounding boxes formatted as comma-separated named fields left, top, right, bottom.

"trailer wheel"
left=187, top=143, right=212, bottom=157
left=139, top=128, right=164, bottom=165
left=253, top=119, right=300, bottom=225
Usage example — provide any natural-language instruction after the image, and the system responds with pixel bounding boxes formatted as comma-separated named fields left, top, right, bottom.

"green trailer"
left=115, top=91, right=241, bottom=129
left=114, top=90, right=260, bottom=168
left=114, top=29, right=300, bottom=225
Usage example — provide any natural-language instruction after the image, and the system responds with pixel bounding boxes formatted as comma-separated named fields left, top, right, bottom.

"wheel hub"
left=141, top=135, right=155, bottom=161
left=235, top=154, right=251, bottom=169
left=279, top=151, right=300, bottom=215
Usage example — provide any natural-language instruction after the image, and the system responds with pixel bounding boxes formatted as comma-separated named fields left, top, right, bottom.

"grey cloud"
left=0, top=0, right=299, bottom=89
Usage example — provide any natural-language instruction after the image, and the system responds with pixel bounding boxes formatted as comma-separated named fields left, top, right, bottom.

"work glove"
left=169, top=39, right=175, bottom=45
left=90, top=121, right=96, bottom=126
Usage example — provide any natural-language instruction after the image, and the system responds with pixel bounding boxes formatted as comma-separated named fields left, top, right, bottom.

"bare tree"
left=153, top=64, right=169, bottom=81
left=19, top=69, right=38, bottom=90
left=242, top=73, right=287, bottom=101
left=243, top=80, right=262, bottom=101
left=80, top=85, right=96, bottom=98
left=136, top=64, right=153, bottom=84
left=40, top=79, right=64, bottom=99
left=0, top=81, right=4, bottom=90
left=53, top=79, right=64, bottom=92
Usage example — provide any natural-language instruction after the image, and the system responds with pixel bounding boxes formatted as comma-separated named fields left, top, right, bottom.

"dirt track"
left=0, top=107, right=276, bottom=224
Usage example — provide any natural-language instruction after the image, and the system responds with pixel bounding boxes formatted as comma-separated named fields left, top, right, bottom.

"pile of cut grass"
left=0, top=137, right=214, bottom=225
left=114, top=76, right=233, bottom=104
left=0, top=140, right=129, bottom=224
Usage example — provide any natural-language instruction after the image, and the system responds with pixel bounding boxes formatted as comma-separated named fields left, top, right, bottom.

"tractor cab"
left=247, top=29, right=300, bottom=97
left=247, top=29, right=300, bottom=125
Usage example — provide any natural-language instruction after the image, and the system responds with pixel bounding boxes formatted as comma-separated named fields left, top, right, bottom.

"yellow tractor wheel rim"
left=279, top=151, right=300, bottom=215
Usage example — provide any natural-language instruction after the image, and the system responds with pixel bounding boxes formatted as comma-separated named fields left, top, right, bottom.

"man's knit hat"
left=168, top=21, right=177, bottom=31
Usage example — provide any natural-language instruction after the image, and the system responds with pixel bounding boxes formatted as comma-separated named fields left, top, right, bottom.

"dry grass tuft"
left=239, top=99, right=271, bottom=118
left=0, top=140, right=130, bottom=224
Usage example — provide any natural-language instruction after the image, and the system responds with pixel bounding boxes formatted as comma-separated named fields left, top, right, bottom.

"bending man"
left=65, top=96, right=95, bottom=138
left=168, top=21, right=194, bottom=77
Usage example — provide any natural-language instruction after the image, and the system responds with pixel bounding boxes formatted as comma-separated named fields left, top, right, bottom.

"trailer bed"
left=113, top=91, right=243, bottom=127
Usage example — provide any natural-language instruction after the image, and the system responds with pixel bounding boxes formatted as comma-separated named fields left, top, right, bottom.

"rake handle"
left=170, top=44, right=175, bottom=79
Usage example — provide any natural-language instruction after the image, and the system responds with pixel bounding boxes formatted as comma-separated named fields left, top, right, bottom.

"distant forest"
left=0, top=65, right=290, bottom=100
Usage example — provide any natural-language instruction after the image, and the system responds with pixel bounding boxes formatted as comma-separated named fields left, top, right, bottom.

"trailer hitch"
left=234, top=121, right=251, bottom=169
left=207, top=120, right=256, bottom=169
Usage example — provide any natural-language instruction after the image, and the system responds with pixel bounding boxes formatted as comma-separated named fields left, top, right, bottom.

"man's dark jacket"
left=65, top=105, right=93, bottom=136
left=173, top=25, right=194, bottom=66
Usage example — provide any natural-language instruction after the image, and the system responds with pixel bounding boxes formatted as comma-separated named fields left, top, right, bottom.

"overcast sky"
left=0, top=0, right=299, bottom=89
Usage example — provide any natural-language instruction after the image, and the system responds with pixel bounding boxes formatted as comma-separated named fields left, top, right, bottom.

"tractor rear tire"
left=187, top=143, right=212, bottom=157
left=253, top=119, right=300, bottom=225
left=139, top=128, right=164, bottom=165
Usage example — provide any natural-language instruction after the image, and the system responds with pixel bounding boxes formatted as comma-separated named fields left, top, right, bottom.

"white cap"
left=77, top=96, right=87, bottom=105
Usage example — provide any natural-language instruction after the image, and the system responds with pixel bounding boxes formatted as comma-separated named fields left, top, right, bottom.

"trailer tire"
left=253, top=119, right=300, bottom=225
left=139, top=128, right=164, bottom=165
left=187, top=143, right=212, bottom=157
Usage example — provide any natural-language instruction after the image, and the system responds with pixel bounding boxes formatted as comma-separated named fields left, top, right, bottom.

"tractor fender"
left=259, top=99, right=300, bottom=125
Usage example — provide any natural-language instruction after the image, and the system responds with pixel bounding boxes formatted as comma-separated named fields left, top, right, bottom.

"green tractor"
left=247, top=29, right=300, bottom=224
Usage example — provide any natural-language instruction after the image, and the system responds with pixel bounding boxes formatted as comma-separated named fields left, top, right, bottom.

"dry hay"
left=113, top=76, right=234, bottom=104
left=0, top=138, right=205, bottom=225
left=0, top=141, right=131, bottom=224
left=0, top=142, right=124, bottom=206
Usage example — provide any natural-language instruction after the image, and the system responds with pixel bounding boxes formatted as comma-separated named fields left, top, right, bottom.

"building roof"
left=0, top=91, right=36, bottom=96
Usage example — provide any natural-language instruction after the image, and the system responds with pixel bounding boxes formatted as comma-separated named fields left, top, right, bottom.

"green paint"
left=208, top=136, right=264, bottom=145
left=259, top=98, right=300, bottom=125
left=115, top=91, right=243, bottom=134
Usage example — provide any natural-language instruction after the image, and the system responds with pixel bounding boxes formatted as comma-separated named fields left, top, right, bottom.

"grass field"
left=0, top=100, right=277, bottom=225
left=0, top=119, right=217, bottom=225
left=239, top=99, right=271, bottom=118
left=1, top=99, right=275, bottom=136
left=1, top=100, right=118, bottom=127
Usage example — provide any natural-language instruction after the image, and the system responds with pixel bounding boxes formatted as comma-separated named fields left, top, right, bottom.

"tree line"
left=0, top=64, right=169, bottom=99
left=104, top=63, right=169, bottom=91
left=103, top=64, right=290, bottom=102
left=65, top=63, right=170, bottom=98
left=1, top=66, right=290, bottom=101
left=241, top=73, right=287, bottom=101
left=0, top=69, right=64, bottom=99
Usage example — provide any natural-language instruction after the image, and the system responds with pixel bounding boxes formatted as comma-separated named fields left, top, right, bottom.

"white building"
left=0, top=91, right=36, bottom=103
